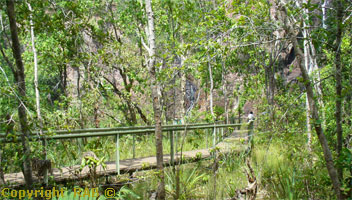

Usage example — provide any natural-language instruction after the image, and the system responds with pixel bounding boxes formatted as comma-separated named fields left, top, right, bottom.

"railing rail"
left=0, top=123, right=242, bottom=141
left=0, top=121, right=230, bottom=137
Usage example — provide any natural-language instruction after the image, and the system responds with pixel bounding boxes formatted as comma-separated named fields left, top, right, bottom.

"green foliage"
left=80, top=155, right=106, bottom=172
left=1, top=0, right=352, bottom=198
left=114, top=185, right=141, bottom=200
left=253, top=133, right=335, bottom=199
left=165, top=166, right=206, bottom=199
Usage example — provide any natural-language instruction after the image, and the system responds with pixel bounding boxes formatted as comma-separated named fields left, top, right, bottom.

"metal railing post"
left=173, top=120, right=178, bottom=156
left=132, top=134, right=136, bottom=159
left=212, top=127, right=216, bottom=148
left=221, top=127, right=224, bottom=140
left=170, top=130, right=174, bottom=165
left=43, top=138, right=48, bottom=186
left=116, top=134, right=120, bottom=175
left=248, top=120, right=254, bottom=144
left=206, top=129, right=208, bottom=149
left=238, top=117, right=242, bottom=130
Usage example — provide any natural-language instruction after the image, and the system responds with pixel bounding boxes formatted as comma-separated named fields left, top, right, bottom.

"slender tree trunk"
left=322, top=0, right=329, bottom=29
left=104, top=77, right=149, bottom=124
left=208, top=54, right=214, bottom=119
left=145, top=0, right=165, bottom=199
left=27, top=2, right=48, bottom=185
left=305, top=96, right=312, bottom=151
left=27, top=2, right=43, bottom=135
left=302, top=2, right=312, bottom=151
left=0, top=149, right=4, bottom=185
left=299, top=0, right=326, bottom=152
left=220, top=37, right=229, bottom=124
left=6, top=0, right=34, bottom=189
left=268, top=65, right=275, bottom=107
left=279, top=4, right=342, bottom=199
left=335, top=0, right=344, bottom=181
left=303, top=23, right=312, bottom=152
left=222, top=62, right=229, bottom=124
left=310, top=40, right=326, bottom=129
left=264, top=62, right=275, bottom=121
left=206, top=39, right=217, bottom=198
left=205, top=28, right=215, bottom=120
left=238, top=101, right=242, bottom=130
left=292, top=35, right=342, bottom=199
left=180, top=56, right=186, bottom=119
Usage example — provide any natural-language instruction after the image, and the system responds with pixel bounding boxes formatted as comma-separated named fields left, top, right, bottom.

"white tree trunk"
left=278, top=3, right=342, bottom=198
left=27, top=2, right=48, bottom=185
left=309, top=40, right=326, bottom=129
left=27, top=3, right=43, bottom=132
left=208, top=54, right=214, bottom=119
left=302, top=11, right=312, bottom=151
left=144, top=0, right=165, bottom=199
left=322, top=0, right=328, bottom=29
left=180, top=55, right=186, bottom=121
left=222, top=66, right=228, bottom=124
left=301, top=0, right=326, bottom=151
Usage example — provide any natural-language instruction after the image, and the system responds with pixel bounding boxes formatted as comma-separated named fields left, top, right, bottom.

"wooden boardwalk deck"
left=3, top=131, right=248, bottom=187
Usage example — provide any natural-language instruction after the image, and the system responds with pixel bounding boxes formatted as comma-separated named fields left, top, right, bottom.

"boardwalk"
left=3, top=130, right=248, bottom=187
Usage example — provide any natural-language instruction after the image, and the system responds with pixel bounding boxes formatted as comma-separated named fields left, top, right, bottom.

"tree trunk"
left=301, top=0, right=326, bottom=151
left=322, top=0, right=329, bottom=29
left=0, top=149, right=4, bottom=185
left=292, top=35, right=342, bottom=200
left=27, top=2, right=48, bottom=185
left=208, top=53, right=215, bottom=119
left=302, top=19, right=312, bottom=152
left=206, top=40, right=217, bottom=198
left=310, top=40, right=326, bottom=129
left=264, top=62, right=275, bottom=120
left=180, top=56, right=186, bottom=120
left=302, top=0, right=313, bottom=151
left=222, top=61, right=229, bottom=124
left=145, top=0, right=165, bottom=199
left=103, top=77, right=149, bottom=125
left=278, top=4, right=342, bottom=199
left=305, top=96, right=312, bottom=151
left=6, top=0, right=34, bottom=189
left=335, top=0, right=343, bottom=181
left=27, top=2, right=43, bottom=135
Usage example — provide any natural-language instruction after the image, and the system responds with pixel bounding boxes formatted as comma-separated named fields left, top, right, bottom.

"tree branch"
left=0, top=43, right=15, bottom=75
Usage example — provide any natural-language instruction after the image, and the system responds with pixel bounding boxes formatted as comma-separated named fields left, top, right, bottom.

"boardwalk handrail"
left=44, top=123, right=241, bottom=139
left=0, top=123, right=242, bottom=142
left=0, top=121, right=230, bottom=138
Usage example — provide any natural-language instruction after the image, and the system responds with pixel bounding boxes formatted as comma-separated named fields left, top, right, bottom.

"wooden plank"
left=3, top=150, right=213, bottom=187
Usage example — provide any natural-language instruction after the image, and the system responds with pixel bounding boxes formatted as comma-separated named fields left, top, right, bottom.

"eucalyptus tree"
left=144, top=0, right=165, bottom=198
left=333, top=0, right=345, bottom=182
left=225, top=0, right=351, bottom=197
left=275, top=1, right=345, bottom=198
left=98, top=0, right=150, bottom=125
left=4, top=0, right=34, bottom=188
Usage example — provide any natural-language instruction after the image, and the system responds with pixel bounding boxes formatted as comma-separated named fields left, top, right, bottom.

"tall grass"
left=252, top=134, right=335, bottom=199
left=164, top=166, right=206, bottom=199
